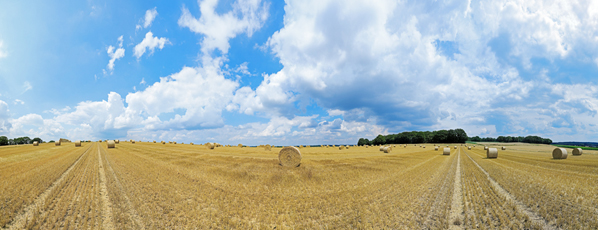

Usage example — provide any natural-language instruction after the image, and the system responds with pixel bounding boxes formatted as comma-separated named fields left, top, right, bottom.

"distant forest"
left=358, top=129, right=553, bottom=146
left=468, top=135, right=552, bottom=144
left=357, top=129, right=468, bottom=146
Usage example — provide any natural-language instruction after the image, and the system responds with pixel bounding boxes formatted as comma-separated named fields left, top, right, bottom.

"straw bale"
left=55, top=141, right=61, bottom=146
left=552, top=148, right=568, bottom=159
left=383, top=147, right=391, bottom=153
left=434, top=146, right=438, bottom=151
left=443, top=148, right=450, bottom=155
left=115, top=140, right=119, bottom=144
left=501, top=146, right=506, bottom=150
left=33, top=141, right=39, bottom=146
left=265, top=144, right=271, bottom=151
left=206, top=142, right=215, bottom=149
left=573, top=148, right=582, bottom=156
left=279, top=146, right=302, bottom=167
left=487, top=148, right=498, bottom=158
left=107, top=140, right=115, bottom=148
left=468, top=146, right=471, bottom=150
left=75, top=140, right=81, bottom=147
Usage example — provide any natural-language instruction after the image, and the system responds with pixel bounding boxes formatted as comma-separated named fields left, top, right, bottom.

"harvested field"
left=1, top=142, right=597, bottom=228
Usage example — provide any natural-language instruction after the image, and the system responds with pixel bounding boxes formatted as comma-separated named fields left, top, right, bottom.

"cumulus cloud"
left=0, top=100, right=11, bottom=134
left=106, top=36, right=125, bottom=74
left=134, top=31, right=170, bottom=59
left=178, top=0, right=269, bottom=55
left=14, top=99, right=24, bottom=105
left=143, top=7, right=158, bottom=28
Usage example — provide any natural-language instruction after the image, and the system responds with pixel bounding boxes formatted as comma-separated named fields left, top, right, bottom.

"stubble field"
left=1, top=141, right=597, bottom=229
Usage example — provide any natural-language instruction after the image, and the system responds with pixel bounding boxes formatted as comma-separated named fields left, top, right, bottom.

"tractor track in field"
left=462, top=149, right=557, bottom=230
left=422, top=149, right=457, bottom=228
left=5, top=144, right=93, bottom=230
left=97, top=144, right=115, bottom=230
left=449, top=148, right=463, bottom=230
left=99, top=145, right=146, bottom=229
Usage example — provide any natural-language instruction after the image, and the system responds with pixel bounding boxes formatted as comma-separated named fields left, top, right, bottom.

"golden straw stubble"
left=278, top=146, right=302, bottom=167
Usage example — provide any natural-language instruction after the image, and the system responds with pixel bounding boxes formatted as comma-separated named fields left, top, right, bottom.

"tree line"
left=468, top=135, right=552, bottom=144
left=357, top=129, right=469, bottom=146
left=0, top=136, right=44, bottom=146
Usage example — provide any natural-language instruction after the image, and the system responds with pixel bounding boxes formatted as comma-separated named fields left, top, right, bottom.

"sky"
left=1, top=0, right=598, bottom=145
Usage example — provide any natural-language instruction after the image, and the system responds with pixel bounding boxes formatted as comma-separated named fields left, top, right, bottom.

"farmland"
left=1, top=142, right=597, bottom=229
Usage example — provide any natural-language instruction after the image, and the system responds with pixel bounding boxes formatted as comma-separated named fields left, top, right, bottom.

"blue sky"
left=1, top=0, right=598, bottom=145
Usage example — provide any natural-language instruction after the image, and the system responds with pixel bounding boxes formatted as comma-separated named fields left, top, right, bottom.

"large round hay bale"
left=33, top=141, right=39, bottom=146
left=501, top=146, right=506, bottom=150
left=454, top=146, right=457, bottom=149
left=115, top=140, right=119, bottom=144
left=190, top=142, right=194, bottom=145
left=487, top=148, right=498, bottom=158
left=404, top=144, right=407, bottom=148
left=339, top=146, right=345, bottom=150
left=174, top=141, right=177, bottom=144
left=153, top=140, right=156, bottom=143
left=434, top=146, right=438, bottom=151
left=265, top=144, right=271, bottom=151
left=379, top=146, right=384, bottom=151
left=443, top=148, right=450, bottom=155
left=572, top=148, right=582, bottom=156
left=55, top=141, right=61, bottom=146
left=75, top=140, right=81, bottom=147
left=365, top=145, right=368, bottom=148
left=206, top=142, right=215, bottom=149
left=99, top=140, right=102, bottom=142
left=423, top=145, right=426, bottom=148
left=468, top=146, right=471, bottom=150
left=279, top=146, right=302, bottom=167
left=484, top=146, right=488, bottom=150
left=345, top=145, right=349, bottom=149
left=383, top=147, right=391, bottom=153
left=238, top=144, right=243, bottom=148
left=107, top=140, right=115, bottom=148
left=552, top=148, right=568, bottom=159
left=131, top=140, right=135, bottom=144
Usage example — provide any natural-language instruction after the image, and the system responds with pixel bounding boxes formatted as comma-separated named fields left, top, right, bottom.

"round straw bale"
left=238, top=144, right=243, bottom=148
left=379, top=146, right=384, bottom=151
left=279, top=146, right=302, bottom=167
left=190, top=142, right=194, bottom=145
left=265, top=144, right=271, bottom=151
left=552, top=148, right=568, bottom=159
left=161, top=141, right=165, bottom=144
left=33, top=141, right=39, bottom=146
left=339, top=146, right=344, bottom=150
left=75, top=140, right=81, bottom=147
left=174, top=141, right=177, bottom=144
left=107, top=140, right=115, bottom=148
left=153, top=140, right=156, bottom=143
left=446, top=145, right=449, bottom=147
left=454, top=146, right=457, bottom=149
left=443, top=148, right=450, bottom=155
left=383, top=147, right=391, bottom=153
left=206, top=142, right=215, bottom=149
left=404, top=145, right=407, bottom=148
left=99, top=140, right=102, bottom=142
left=115, top=140, right=119, bottom=144
left=487, top=148, right=498, bottom=158
left=484, top=146, right=488, bottom=150
left=345, top=145, right=349, bottom=149
left=434, top=146, right=438, bottom=151
left=55, top=141, right=61, bottom=146
left=365, top=145, right=368, bottom=148
left=423, top=145, right=426, bottom=148
left=468, top=146, right=471, bottom=150
left=501, top=146, right=506, bottom=150
left=572, top=148, right=582, bottom=156
left=131, top=140, right=135, bottom=144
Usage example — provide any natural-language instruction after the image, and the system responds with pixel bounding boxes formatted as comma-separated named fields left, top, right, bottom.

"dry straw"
left=75, top=140, right=82, bottom=147
left=279, top=146, right=302, bottom=167
left=573, top=148, right=582, bottom=156
left=487, top=148, right=498, bottom=158
left=265, top=144, right=271, bottom=151
left=190, top=142, right=194, bottom=145
left=552, top=148, right=568, bottom=159
left=238, top=144, right=243, bottom=148
left=107, top=140, right=115, bottom=148
left=443, top=148, right=450, bottom=155
left=33, top=141, right=39, bottom=146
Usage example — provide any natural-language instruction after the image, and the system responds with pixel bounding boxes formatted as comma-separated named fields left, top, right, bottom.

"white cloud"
left=106, top=36, right=125, bottom=74
left=14, top=99, right=24, bottom=105
left=22, top=81, right=32, bottom=93
left=144, top=7, right=158, bottom=28
left=0, top=40, right=7, bottom=58
left=178, top=0, right=269, bottom=55
left=134, top=31, right=170, bottom=59
left=0, top=100, right=11, bottom=134
left=140, top=78, right=146, bottom=85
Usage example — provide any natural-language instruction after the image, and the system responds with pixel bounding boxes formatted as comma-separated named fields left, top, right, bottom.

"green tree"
left=372, top=135, right=386, bottom=145
left=32, top=137, right=43, bottom=143
left=0, top=136, right=8, bottom=146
